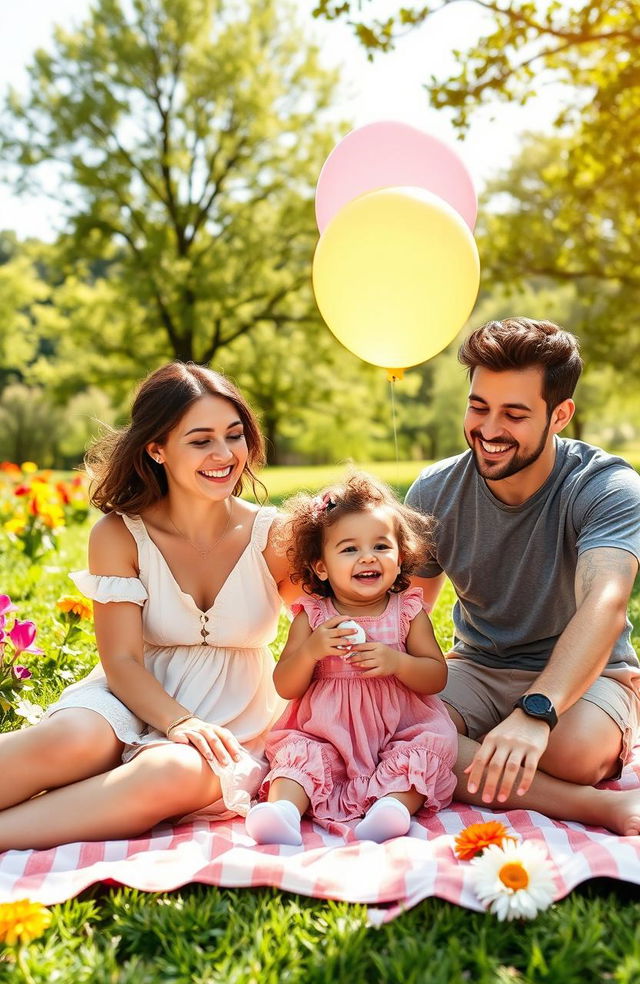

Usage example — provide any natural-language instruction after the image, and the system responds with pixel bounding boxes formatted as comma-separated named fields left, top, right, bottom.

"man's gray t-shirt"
left=405, top=438, right=640, bottom=671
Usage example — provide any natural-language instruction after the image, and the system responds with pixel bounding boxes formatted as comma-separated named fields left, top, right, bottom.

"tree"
left=1, top=0, right=342, bottom=364
left=477, top=132, right=640, bottom=378
left=220, top=321, right=397, bottom=465
left=313, top=1, right=637, bottom=130
left=0, top=242, right=51, bottom=385
left=313, top=1, right=640, bottom=374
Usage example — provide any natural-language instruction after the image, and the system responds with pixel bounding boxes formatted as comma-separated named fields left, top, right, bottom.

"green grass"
left=4, top=881, right=640, bottom=983
left=260, top=460, right=431, bottom=504
left=1, top=481, right=640, bottom=983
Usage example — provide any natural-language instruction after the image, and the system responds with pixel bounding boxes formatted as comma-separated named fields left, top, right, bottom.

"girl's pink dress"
left=261, top=588, right=458, bottom=825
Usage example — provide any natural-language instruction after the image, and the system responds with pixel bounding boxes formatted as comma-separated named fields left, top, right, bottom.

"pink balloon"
left=315, top=121, right=477, bottom=233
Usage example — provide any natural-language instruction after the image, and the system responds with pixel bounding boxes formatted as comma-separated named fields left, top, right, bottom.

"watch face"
left=524, top=694, right=552, bottom=715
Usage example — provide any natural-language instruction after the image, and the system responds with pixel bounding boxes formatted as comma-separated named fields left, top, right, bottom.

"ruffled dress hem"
left=261, top=738, right=456, bottom=821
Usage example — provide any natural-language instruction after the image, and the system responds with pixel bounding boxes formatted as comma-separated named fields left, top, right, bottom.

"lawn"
left=260, top=459, right=431, bottom=504
left=1, top=464, right=640, bottom=983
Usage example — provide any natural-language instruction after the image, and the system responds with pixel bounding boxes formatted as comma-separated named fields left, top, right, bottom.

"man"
left=406, top=317, right=640, bottom=834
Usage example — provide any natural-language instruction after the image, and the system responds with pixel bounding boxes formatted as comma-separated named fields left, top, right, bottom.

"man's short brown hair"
left=458, top=318, right=583, bottom=414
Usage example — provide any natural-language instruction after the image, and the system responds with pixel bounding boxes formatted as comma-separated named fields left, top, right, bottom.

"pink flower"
left=0, top=595, right=16, bottom=617
left=7, top=619, right=42, bottom=655
left=13, top=665, right=32, bottom=680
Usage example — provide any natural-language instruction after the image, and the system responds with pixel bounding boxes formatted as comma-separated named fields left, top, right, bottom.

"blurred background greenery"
left=0, top=0, right=637, bottom=470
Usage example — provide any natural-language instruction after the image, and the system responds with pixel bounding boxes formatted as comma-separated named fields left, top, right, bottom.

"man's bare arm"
left=533, top=546, right=638, bottom=713
left=465, top=546, right=638, bottom=802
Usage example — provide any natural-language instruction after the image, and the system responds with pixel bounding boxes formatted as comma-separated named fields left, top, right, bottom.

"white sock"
left=354, top=797, right=411, bottom=843
left=245, top=799, right=302, bottom=846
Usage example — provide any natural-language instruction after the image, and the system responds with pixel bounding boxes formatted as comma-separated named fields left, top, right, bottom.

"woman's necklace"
left=168, top=501, right=234, bottom=559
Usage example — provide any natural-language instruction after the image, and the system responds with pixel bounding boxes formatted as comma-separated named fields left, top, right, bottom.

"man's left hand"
left=464, top=710, right=552, bottom=803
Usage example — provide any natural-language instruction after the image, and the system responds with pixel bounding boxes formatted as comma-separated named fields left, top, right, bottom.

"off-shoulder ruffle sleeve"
left=69, top=570, right=148, bottom=606
left=290, top=594, right=327, bottom=630
left=398, top=586, right=426, bottom=639
left=251, top=506, right=279, bottom=552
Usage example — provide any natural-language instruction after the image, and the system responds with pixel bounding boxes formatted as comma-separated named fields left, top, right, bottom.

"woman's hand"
left=167, top=716, right=243, bottom=766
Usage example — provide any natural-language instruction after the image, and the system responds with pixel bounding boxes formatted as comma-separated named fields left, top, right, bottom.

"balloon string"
left=388, top=376, right=400, bottom=488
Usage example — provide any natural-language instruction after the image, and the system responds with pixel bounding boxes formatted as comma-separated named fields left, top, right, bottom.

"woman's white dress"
left=46, top=507, right=286, bottom=820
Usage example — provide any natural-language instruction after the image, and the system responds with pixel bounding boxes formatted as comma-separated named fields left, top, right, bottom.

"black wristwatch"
left=514, top=693, right=558, bottom=730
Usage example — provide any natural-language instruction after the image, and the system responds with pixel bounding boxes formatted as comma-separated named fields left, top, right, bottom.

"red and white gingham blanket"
left=3, top=751, right=640, bottom=922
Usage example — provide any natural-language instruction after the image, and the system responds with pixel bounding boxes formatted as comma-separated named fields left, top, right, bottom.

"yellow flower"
left=33, top=498, right=65, bottom=529
left=4, top=517, right=27, bottom=535
left=454, top=820, right=515, bottom=860
left=0, top=899, right=51, bottom=945
left=20, top=462, right=38, bottom=474
left=56, top=596, right=93, bottom=621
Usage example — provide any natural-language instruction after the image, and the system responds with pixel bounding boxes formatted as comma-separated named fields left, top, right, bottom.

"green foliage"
left=260, top=459, right=433, bottom=504
left=314, top=1, right=637, bottom=132
left=477, top=132, right=640, bottom=379
left=4, top=880, right=640, bottom=983
left=0, top=384, right=63, bottom=466
left=221, top=321, right=405, bottom=465
left=0, top=249, right=49, bottom=376
left=313, top=1, right=640, bottom=379
left=1, top=0, right=343, bottom=366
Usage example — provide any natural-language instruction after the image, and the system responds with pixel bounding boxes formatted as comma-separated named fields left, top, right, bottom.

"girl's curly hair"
left=278, top=471, right=436, bottom=598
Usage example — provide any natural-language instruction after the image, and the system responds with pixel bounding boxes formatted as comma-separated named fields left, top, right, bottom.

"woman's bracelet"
left=165, top=712, right=195, bottom=737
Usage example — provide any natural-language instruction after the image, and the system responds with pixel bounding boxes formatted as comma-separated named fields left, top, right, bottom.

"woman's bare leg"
left=0, top=742, right=221, bottom=851
left=0, top=709, right=123, bottom=809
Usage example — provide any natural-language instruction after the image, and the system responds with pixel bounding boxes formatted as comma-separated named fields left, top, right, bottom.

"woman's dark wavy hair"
left=279, top=471, right=436, bottom=598
left=86, top=362, right=266, bottom=514
left=458, top=317, right=583, bottom=414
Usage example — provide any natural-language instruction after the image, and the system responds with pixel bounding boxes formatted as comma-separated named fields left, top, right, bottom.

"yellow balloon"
left=312, top=186, right=480, bottom=370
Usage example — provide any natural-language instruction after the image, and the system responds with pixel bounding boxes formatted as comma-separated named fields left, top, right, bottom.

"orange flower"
left=56, top=481, right=71, bottom=505
left=0, top=899, right=51, bottom=945
left=454, top=820, right=515, bottom=860
left=56, top=596, right=93, bottom=621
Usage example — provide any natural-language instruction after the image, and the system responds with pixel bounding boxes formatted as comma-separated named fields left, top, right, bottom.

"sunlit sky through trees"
left=0, top=0, right=562, bottom=241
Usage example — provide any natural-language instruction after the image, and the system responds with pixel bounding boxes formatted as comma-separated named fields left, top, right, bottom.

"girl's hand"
left=348, top=642, right=401, bottom=678
left=167, top=716, right=243, bottom=766
left=305, top=615, right=362, bottom=662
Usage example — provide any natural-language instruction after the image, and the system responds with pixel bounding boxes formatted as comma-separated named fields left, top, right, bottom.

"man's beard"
left=466, top=420, right=551, bottom=481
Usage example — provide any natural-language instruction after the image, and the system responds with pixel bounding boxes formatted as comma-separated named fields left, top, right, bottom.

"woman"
left=0, top=363, right=292, bottom=850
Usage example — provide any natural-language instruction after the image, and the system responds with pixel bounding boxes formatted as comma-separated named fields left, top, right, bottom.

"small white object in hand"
left=337, top=619, right=366, bottom=658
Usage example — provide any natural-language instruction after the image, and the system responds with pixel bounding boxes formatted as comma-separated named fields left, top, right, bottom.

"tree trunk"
left=263, top=414, right=280, bottom=466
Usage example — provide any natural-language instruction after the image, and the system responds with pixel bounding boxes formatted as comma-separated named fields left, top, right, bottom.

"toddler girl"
left=246, top=472, right=458, bottom=845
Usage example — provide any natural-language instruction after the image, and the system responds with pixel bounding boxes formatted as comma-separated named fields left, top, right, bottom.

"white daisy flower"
left=13, top=697, right=44, bottom=726
left=470, top=839, right=556, bottom=921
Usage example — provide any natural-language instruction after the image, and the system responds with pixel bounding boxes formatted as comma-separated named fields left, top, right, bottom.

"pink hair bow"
left=313, top=491, right=336, bottom=516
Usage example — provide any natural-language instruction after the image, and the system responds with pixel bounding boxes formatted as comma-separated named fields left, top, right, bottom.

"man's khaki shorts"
left=440, top=656, right=640, bottom=774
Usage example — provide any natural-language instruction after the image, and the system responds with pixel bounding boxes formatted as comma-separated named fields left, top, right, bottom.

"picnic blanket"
left=3, top=751, right=640, bottom=922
